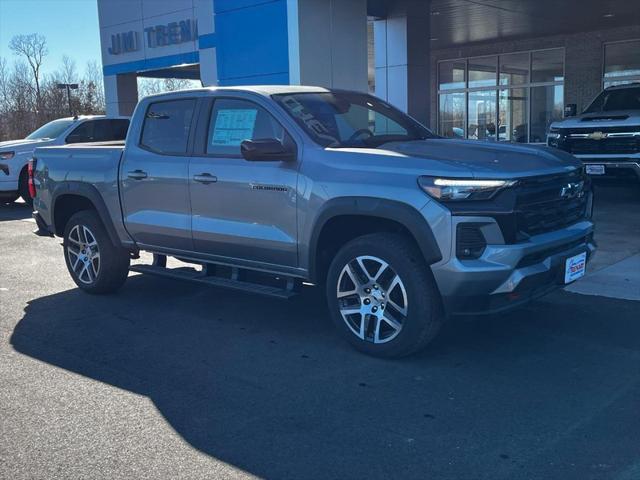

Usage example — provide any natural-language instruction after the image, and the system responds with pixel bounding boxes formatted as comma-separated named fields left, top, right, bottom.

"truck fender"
left=307, top=197, right=442, bottom=281
left=51, top=182, right=123, bottom=248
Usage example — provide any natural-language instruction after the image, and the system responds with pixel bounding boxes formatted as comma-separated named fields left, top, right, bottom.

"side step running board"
left=129, top=264, right=299, bottom=299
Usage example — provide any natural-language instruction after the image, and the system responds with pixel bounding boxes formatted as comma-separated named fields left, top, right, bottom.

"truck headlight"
left=0, top=151, right=15, bottom=160
left=547, top=128, right=563, bottom=145
left=418, top=176, right=517, bottom=201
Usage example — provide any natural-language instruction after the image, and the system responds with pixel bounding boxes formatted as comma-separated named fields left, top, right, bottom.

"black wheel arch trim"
left=51, top=182, right=122, bottom=247
left=308, top=197, right=442, bottom=282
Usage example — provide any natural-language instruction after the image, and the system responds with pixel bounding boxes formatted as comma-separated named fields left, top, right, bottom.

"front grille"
left=566, top=137, right=639, bottom=155
left=515, top=171, right=588, bottom=237
left=557, top=126, right=640, bottom=155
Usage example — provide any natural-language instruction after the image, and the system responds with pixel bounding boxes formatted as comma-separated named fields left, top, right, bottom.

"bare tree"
left=0, top=57, right=8, bottom=104
left=9, top=34, right=48, bottom=115
left=6, top=60, right=37, bottom=138
left=83, top=60, right=105, bottom=113
left=0, top=57, right=9, bottom=140
left=58, top=55, right=78, bottom=84
left=137, top=77, right=199, bottom=98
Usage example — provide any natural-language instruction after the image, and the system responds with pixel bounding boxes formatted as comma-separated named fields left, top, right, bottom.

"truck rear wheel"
left=326, top=233, right=444, bottom=358
left=63, top=210, right=130, bottom=294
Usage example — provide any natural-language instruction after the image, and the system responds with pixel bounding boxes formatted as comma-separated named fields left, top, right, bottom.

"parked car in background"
left=31, top=86, right=595, bottom=357
left=547, top=83, right=640, bottom=182
left=0, top=115, right=130, bottom=206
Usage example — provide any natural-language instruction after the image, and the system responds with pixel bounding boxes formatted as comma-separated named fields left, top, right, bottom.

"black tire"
left=0, top=191, right=19, bottom=204
left=18, top=167, right=33, bottom=208
left=63, top=210, right=130, bottom=294
left=326, top=233, right=444, bottom=358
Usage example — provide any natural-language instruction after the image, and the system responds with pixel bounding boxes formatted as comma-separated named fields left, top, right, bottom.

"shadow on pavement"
left=9, top=273, right=640, bottom=479
left=0, top=201, right=31, bottom=222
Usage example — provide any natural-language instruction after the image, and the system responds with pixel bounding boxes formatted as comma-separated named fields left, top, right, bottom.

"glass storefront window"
left=499, top=52, right=529, bottom=86
left=499, top=88, right=528, bottom=143
left=438, top=93, right=466, bottom=138
left=468, top=90, right=497, bottom=141
left=439, top=60, right=466, bottom=90
left=468, top=56, right=497, bottom=88
left=530, top=85, right=563, bottom=143
left=604, top=40, right=640, bottom=85
left=531, top=49, right=564, bottom=83
left=438, top=48, right=564, bottom=143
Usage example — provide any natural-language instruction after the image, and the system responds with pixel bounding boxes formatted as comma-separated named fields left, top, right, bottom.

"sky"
left=0, top=0, right=102, bottom=77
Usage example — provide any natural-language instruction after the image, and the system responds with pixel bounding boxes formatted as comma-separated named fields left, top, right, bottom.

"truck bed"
left=33, top=142, right=126, bottom=239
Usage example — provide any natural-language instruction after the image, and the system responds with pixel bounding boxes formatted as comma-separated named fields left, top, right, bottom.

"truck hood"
left=0, top=138, right=54, bottom=153
left=376, top=139, right=581, bottom=179
left=551, top=110, right=640, bottom=130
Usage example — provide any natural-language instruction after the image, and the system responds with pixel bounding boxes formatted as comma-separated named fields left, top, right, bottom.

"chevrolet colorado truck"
left=31, top=86, right=596, bottom=357
left=0, top=115, right=129, bottom=206
left=547, top=82, right=640, bottom=182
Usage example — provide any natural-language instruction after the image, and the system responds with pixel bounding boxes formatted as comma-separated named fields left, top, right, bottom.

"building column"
left=104, top=73, right=138, bottom=117
left=196, top=0, right=217, bottom=87
left=374, top=1, right=431, bottom=126
left=564, top=32, right=604, bottom=113
left=289, top=0, right=368, bottom=91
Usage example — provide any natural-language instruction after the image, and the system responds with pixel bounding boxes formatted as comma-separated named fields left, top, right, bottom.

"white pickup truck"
left=0, top=115, right=129, bottom=206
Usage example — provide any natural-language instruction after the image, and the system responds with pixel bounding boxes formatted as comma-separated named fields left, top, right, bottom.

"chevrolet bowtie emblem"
left=588, top=131, right=608, bottom=140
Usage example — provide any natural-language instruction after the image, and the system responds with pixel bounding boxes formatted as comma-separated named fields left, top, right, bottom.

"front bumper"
left=32, top=211, right=54, bottom=237
left=575, top=155, right=640, bottom=180
left=0, top=162, right=19, bottom=191
left=432, top=219, right=596, bottom=315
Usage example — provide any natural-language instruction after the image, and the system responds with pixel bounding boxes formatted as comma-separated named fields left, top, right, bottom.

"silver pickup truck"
left=32, top=86, right=596, bottom=357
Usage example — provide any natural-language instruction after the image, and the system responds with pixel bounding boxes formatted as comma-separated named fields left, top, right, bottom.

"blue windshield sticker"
left=211, top=109, right=258, bottom=146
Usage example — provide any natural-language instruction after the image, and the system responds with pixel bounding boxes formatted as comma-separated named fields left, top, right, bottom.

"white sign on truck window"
left=211, top=109, right=257, bottom=146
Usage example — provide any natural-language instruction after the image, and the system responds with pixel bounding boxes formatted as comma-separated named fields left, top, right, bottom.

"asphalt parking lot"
left=1, top=181, right=640, bottom=480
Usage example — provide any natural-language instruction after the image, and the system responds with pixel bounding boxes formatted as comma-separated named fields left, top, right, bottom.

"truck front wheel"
left=18, top=167, right=33, bottom=208
left=326, top=233, right=444, bottom=358
left=63, top=210, right=130, bottom=294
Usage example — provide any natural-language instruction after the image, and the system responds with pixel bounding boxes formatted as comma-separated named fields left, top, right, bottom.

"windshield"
left=272, top=92, right=435, bottom=148
left=584, top=87, right=640, bottom=113
left=26, top=119, right=76, bottom=140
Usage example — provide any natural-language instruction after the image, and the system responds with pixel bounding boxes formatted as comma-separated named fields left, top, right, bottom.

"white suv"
left=0, top=116, right=129, bottom=206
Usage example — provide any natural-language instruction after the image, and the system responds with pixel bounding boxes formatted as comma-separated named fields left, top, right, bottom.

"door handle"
left=127, top=170, right=148, bottom=180
left=193, top=173, right=218, bottom=184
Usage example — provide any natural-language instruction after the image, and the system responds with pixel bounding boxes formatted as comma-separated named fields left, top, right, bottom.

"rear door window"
left=140, top=99, right=197, bottom=155
left=66, top=119, right=131, bottom=143
left=91, top=120, right=111, bottom=141
left=92, top=119, right=130, bottom=141
left=66, top=121, right=95, bottom=143
left=108, top=119, right=130, bottom=140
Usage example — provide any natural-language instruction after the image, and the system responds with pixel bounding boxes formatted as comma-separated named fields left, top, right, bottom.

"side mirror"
left=564, top=104, right=577, bottom=117
left=240, top=138, right=295, bottom=162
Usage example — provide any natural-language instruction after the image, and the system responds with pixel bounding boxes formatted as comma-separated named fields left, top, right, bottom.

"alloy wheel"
left=336, top=255, right=408, bottom=344
left=66, top=224, right=101, bottom=284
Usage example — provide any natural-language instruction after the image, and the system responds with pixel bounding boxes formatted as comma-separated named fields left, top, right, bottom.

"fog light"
left=456, top=223, right=487, bottom=260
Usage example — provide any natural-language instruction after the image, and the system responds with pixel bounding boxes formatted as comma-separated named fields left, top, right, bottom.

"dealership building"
left=98, top=0, right=640, bottom=143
